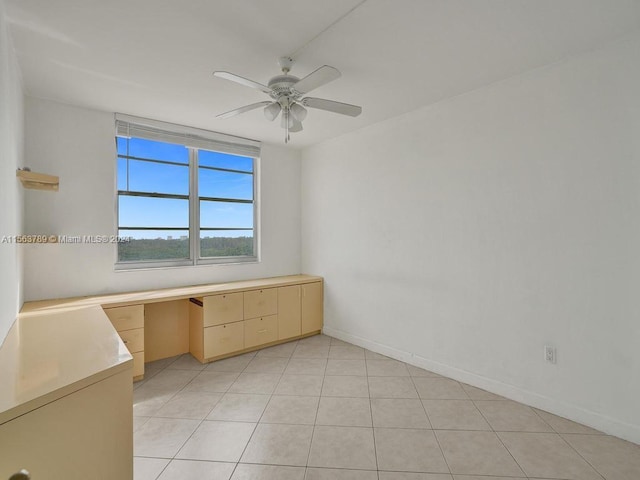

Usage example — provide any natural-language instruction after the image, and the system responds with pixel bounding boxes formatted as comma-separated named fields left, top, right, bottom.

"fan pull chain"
left=285, top=108, right=290, bottom=143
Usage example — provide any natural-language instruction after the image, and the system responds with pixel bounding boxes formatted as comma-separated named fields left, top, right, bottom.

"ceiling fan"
left=213, top=57, right=362, bottom=143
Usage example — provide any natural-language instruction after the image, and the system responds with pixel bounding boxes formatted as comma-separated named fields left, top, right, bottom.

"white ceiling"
left=6, top=0, right=640, bottom=148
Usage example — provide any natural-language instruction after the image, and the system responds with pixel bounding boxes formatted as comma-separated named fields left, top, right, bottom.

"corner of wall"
left=0, top=0, right=25, bottom=344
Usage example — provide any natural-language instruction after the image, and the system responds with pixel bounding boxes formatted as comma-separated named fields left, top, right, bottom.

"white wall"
left=0, top=0, right=24, bottom=344
left=23, top=98, right=301, bottom=299
left=302, top=33, right=640, bottom=443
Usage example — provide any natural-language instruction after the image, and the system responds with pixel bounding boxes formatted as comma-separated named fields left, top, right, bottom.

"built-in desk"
left=19, top=274, right=324, bottom=382
left=0, top=274, right=322, bottom=479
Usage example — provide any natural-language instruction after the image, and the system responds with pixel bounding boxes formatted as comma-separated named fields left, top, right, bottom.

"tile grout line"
left=470, top=396, right=530, bottom=478
left=410, top=373, right=453, bottom=477
left=152, top=351, right=255, bottom=479
left=529, top=405, right=611, bottom=479
left=229, top=348, right=293, bottom=474
left=364, top=350, right=380, bottom=474
left=476, top=396, right=606, bottom=480
left=551, top=430, right=608, bottom=480
left=147, top=354, right=207, bottom=480
left=227, top=343, right=298, bottom=478
left=303, top=338, right=330, bottom=478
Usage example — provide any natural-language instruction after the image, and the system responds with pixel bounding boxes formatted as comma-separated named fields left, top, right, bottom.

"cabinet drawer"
left=119, top=328, right=144, bottom=353
left=204, top=321, right=245, bottom=359
left=243, top=288, right=277, bottom=319
left=244, top=315, right=278, bottom=349
left=104, top=304, right=144, bottom=331
left=203, top=292, right=243, bottom=327
left=132, top=351, right=144, bottom=379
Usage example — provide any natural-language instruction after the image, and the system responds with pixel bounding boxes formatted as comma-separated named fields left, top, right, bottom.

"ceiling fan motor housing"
left=267, top=74, right=301, bottom=100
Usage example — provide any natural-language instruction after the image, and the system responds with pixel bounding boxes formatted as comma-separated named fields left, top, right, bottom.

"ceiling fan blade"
left=301, top=97, right=362, bottom=117
left=216, top=101, right=271, bottom=119
left=293, top=65, right=341, bottom=94
left=213, top=71, right=272, bottom=94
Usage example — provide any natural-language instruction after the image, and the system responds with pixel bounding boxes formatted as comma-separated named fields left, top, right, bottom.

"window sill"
left=114, top=257, right=259, bottom=272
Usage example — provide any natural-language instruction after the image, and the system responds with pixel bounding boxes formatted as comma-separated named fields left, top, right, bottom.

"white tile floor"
left=133, top=334, right=640, bottom=480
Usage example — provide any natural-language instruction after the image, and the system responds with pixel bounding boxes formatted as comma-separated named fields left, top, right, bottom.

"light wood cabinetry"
left=144, top=300, right=189, bottom=363
left=244, top=288, right=277, bottom=319
left=302, top=281, right=324, bottom=334
left=203, top=322, right=245, bottom=358
left=104, top=304, right=143, bottom=331
left=188, top=278, right=323, bottom=363
left=203, top=292, right=243, bottom=326
left=245, top=315, right=278, bottom=348
left=8, top=276, right=321, bottom=478
left=104, top=305, right=144, bottom=381
left=278, top=285, right=302, bottom=340
left=119, top=328, right=144, bottom=353
left=0, top=368, right=133, bottom=480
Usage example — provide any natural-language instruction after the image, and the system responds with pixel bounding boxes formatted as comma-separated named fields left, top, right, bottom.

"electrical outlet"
left=545, top=345, right=556, bottom=364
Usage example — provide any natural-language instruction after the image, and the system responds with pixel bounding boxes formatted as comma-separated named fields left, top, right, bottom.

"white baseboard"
left=322, top=326, right=640, bottom=445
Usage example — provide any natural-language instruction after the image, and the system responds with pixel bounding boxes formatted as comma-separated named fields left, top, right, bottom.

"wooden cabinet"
left=245, top=315, right=278, bottom=348
left=278, top=285, right=301, bottom=340
left=0, top=369, right=133, bottom=480
left=203, top=292, right=243, bottom=326
left=244, top=288, right=277, bottom=319
left=188, top=279, right=323, bottom=363
left=203, top=322, right=245, bottom=358
left=104, top=305, right=145, bottom=381
left=302, top=282, right=323, bottom=335
left=119, top=328, right=144, bottom=353
left=104, top=304, right=143, bottom=331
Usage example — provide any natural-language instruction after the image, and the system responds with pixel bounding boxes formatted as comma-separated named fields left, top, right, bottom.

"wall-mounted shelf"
left=16, top=170, right=59, bottom=191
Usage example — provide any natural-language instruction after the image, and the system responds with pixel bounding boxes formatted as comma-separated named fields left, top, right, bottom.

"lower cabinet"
left=302, top=282, right=324, bottom=334
left=245, top=315, right=278, bottom=348
left=104, top=304, right=145, bottom=381
left=203, top=321, right=244, bottom=358
left=0, top=368, right=133, bottom=480
left=188, top=279, right=323, bottom=363
left=277, top=285, right=301, bottom=340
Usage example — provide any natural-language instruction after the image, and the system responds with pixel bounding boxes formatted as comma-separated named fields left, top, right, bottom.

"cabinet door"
left=132, top=352, right=145, bottom=378
left=301, top=282, right=323, bottom=334
left=278, top=285, right=301, bottom=340
left=204, top=322, right=244, bottom=359
left=104, top=304, right=144, bottom=331
left=0, top=369, right=133, bottom=480
left=243, top=288, right=277, bottom=319
left=203, top=292, right=243, bottom=327
left=244, top=315, right=278, bottom=348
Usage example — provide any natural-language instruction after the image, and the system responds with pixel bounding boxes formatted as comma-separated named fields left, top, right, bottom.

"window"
left=115, top=115, right=260, bottom=268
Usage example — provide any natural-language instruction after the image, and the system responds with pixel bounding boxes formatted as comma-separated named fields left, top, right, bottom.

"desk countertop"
left=20, top=274, right=323, bottom=313
left=0, top=306, right=132, bottom=425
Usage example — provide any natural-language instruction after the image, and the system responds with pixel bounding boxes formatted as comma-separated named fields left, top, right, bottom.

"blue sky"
left=117, top=137, right=253, bottom=239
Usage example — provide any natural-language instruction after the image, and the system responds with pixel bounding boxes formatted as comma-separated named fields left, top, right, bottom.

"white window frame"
left=114, top=114, right=260, bottom=270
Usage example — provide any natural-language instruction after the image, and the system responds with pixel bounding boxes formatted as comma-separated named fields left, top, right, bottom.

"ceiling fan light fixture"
left=264, top=102, right=281, bottom=121
left=290, top=119, right=303, bottom=133
left=280, top=109, right=295, bottom=129
left=290, top=102, right=308, bottom=122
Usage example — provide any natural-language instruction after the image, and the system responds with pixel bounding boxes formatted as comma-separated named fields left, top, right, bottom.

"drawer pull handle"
left=258, top=329, right=268, bottom=333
